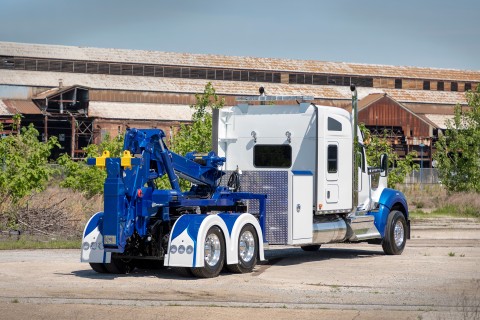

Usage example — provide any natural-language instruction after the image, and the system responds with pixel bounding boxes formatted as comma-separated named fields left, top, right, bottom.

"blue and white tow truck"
left=81, top=85, right=409, bottom=278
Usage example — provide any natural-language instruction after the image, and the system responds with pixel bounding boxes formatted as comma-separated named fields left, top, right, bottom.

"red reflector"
left=137, top=189, right=143, bottom=198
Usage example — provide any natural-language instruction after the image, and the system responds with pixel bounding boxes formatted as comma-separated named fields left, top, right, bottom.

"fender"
left=80, top=212, right=111, bottom=263
left=369, top=188, right=409, bottom=238
left=218, top=213, right=265, bottom=265
left=165, top=214, right=230, bottom=268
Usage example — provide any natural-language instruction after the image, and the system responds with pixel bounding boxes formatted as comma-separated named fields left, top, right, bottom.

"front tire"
left=382, top=210, right=407, bottom=255
left=227, top=224, right=258, bottom=273
left=192, top=226, right=225, bottom=278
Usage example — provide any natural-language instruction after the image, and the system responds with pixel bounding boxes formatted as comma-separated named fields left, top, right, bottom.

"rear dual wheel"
left=89, top=263, right=108, bottom=273
left=227, top=224, right=258, bottom=274
left=89, top=255, right=136, bottom=274
left=191, top=224, right=259, bottom=277
left=192, top=226, right=225, bottom=278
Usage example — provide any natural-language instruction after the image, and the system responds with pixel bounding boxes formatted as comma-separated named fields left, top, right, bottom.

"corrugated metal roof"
left=88, top=101, right=194, bottom=121
left=358, top=93, right=386, bottom=110
left=3, top=99, right=42, bottom=114
left=33, top=85, right=89, bottom=100
left=424, top=114, right=454, bottom=129
left=0, top=100, right=13, bottom=116
left=1, top=41, right=479, bottom=82
left=0, top=69, right=468, bottom=106
left=404, top=103, right=455, bottom=115
left=385, top=89, right=467, bottom=105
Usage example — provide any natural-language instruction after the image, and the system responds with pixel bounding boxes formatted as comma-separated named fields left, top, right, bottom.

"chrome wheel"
left=239, top=230, right=255, bottom=263
left=394, top=220, right=405, bottom=248
left=204, top=233, right=221, bottom=267
left=227, top=224, right=258, bottom=274
left=192, top=226, right=225, bottom=278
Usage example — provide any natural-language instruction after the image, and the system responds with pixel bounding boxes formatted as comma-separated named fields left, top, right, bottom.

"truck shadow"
left=71, top=246, right=383, bottom=280
left=71, top=267, right=198, bottom=280
left=262, top=246, right=383, bottom=267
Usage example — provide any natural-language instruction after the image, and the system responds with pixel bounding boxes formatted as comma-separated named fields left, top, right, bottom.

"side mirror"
left=380, top=153, right=388, bottom=177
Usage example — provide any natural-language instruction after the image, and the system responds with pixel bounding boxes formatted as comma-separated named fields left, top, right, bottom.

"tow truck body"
left=81, top=87, right=409, bottom=277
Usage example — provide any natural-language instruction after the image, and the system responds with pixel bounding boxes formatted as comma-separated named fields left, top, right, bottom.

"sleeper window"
left=253, top=145, right=292, bottom=168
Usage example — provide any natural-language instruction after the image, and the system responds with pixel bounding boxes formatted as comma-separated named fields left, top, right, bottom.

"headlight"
left=170, top=245, right=177, bottom=254
left=98, top=242, right=104, bottom=250
left=90, top=242, right=97, bottom=250
left=82, top=242, right=90, bottom=250
left=178, top=245, right=185, bottom=254
left=186, top=245, right=194, bottom=254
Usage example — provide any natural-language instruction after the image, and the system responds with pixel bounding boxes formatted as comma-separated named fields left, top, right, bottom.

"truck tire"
left=382, top=210, right=407, bottom=255
left=300, top=245, right=321, bottom=252
left=89, top=263, right=108, bottom=273
left=104, top=256, right=136, bottom=274
left=227, top=224, right=258, bottom=273
left=135, top=260, right=164, bottom=270
left=192, top=226, right=225, bottom=278
left=173, top=267, right=193, bottom=277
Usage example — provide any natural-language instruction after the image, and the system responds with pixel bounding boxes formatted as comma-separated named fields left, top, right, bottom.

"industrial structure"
left=1, top=41, right=479, bottom=164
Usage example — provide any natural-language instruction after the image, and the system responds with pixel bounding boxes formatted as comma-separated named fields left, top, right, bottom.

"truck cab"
left=214, top=94, right=409, bottom=250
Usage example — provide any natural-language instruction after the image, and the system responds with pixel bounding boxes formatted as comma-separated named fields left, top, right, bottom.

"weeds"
left=448, top=252, right=456, bottom=257
left=400, top=185, right=480, bottom=219
left=0, top=236, right=80, bottom=250
left=0, top=186, right=102, bottom=238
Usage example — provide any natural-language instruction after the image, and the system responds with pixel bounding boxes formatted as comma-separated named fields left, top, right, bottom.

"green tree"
left=165, top=82, right=224, bottom=190
left=0, top=122, right=59, bottom=202
left=58, top=133, right=124, bottom=197
left=434, top=86, right=480, bottom=192
left=172, top=82, right=224, bottom=155
left=360, top=124, right=418, bottom=188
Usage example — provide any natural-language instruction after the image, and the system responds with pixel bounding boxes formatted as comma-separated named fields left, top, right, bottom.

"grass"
left=0, top=237, right=81, bottom=250
left=410, top=207, right=480, bottom=220
left=399, top=185, right=480, bottom=220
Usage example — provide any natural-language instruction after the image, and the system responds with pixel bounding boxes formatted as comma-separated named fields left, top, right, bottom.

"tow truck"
left=81, top=85, right=409, bottom=277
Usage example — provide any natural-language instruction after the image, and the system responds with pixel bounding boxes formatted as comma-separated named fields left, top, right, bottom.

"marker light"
left=178, top=245, right=185, bottom=254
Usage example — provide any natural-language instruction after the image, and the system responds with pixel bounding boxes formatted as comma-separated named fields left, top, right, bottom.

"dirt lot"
left=0, top=218, right=479, bottom=320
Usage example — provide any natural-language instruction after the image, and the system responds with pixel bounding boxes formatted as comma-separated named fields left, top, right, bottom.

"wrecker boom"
left=83, top=128, right=266, bottom=271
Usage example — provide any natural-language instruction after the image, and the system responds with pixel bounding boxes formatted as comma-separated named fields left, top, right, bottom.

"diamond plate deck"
left=222, top=170, right=288, bottom=244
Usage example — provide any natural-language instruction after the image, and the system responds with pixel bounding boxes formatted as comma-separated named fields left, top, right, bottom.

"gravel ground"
left=0, top=218, right=479, bottom=320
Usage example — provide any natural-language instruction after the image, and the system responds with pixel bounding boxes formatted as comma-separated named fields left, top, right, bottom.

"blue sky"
left=1, top=0, right=478, bottom=70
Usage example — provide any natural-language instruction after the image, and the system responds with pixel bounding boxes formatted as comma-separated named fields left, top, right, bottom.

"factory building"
left=0, top=41, right=479, bottom=164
